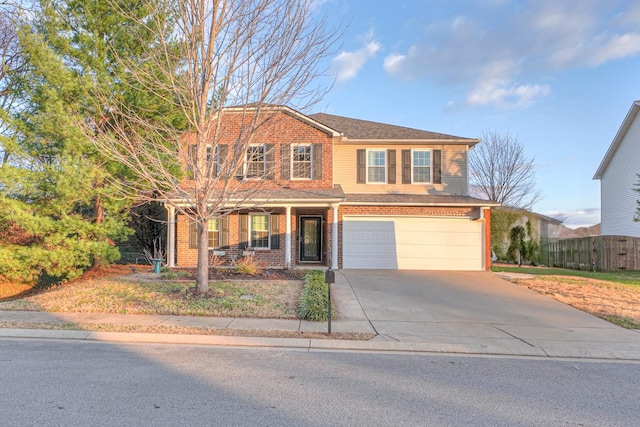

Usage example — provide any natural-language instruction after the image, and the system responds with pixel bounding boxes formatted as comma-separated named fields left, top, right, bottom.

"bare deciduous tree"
left=86, top=0, right=342, bottom=293
left=0, top=7, right=26, bottom=168
left=469, top=130, right=542, bottom=209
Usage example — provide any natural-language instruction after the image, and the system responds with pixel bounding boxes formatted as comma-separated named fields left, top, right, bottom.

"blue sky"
left=313, top=0, right=640, bottom=228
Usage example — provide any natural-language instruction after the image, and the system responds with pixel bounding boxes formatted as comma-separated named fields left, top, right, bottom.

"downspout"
left=165, top=205, right=176, bottom=267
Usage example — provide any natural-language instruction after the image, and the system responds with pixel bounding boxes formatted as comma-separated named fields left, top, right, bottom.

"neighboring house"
left=594, top=100, right=640, bottom=238
left=163, top=106, right=499, bottom=271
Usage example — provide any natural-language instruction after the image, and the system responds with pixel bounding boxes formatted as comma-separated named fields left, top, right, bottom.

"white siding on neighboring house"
left=600, top=110, right=640, bottom=237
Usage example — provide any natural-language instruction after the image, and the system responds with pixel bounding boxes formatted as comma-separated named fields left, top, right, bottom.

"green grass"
left=597, top=314, right=640, bottom=329
left=492, top=265, right=640, bottom=286
left=0, top=277, right=302, bottom=319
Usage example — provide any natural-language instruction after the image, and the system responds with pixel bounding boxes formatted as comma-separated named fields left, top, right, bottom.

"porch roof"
left=342, top=193, right=500, bottom=207
left=164, top=185, right=345, bottom=207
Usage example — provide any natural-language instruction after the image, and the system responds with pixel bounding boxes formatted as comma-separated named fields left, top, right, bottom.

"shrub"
left=236, top=255, right=259, bottom=275
left=298, top=270, right=330, bottom=321
left=209, top=254, right=225, bottom=268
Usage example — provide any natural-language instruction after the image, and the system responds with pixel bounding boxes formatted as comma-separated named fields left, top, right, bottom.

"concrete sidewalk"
left=1, top=270, right=639, bottom=360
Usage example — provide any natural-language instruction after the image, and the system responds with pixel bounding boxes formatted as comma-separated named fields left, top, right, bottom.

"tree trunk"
left=94, top=195, right=104, bottom=223
left=195, top=217, right=209, bottom=293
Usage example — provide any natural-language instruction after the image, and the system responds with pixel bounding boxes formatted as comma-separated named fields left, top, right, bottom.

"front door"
left=299, top=216, right=322, bottom=262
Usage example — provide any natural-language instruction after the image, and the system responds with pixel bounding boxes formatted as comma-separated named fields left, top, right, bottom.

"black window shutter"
left=239, top=213, right=248, bottom=248
left=189, top=219, right=197, bottom=249
left=280, top=144, right=290, bottom=180
left=270, top=214, right=280, bottom=249
left=356, top=149, right=366, bottom=183
left=387, top=150, right=396, bottom=184
left=401, top=149, right=411, bottom=184
left=265, top=144, right=275, bottom=179
left=433, top=149, right=442, bottom=184
left=217, top=145, right=228, bottom=177
left=220, top=216, right=229, bottom=248
left=312, top=144, right=323, bottom=180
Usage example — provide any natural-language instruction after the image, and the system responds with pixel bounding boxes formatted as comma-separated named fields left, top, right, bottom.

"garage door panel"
left=395, top=231, right=480, bottom=246
left=343, top=216, right=482, bottom=270
left=394, top=244, right=478, bottom=258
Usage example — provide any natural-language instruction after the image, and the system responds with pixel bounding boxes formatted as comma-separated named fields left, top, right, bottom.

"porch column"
left=285, top=206, right=292, bottom=268
left=331, top=204, right=339, bottom=269
left=165, top=205, right=175, bottom=267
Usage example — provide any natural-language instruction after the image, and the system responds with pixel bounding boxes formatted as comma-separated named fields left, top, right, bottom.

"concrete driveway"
left=338, top=270, right=640, bottom=359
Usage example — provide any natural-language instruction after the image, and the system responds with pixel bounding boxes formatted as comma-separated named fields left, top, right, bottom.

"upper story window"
left=187, top=144, right=223, bottom=177
left=245, top=144, right=266, bottom=178
left=412, top=150, right=431, bottom=183
left=292, top=145, right=312, bottom=179
left=356, top=149, right=396, bottom=184
left=281, top=143, right=322, bottom=181
left=367, top=149, right=387, bottom=183
left=401, top=149, right=441, bottom=185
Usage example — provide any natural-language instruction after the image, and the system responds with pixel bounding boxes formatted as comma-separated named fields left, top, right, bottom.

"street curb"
left=4, top=327, right=640, bottom=361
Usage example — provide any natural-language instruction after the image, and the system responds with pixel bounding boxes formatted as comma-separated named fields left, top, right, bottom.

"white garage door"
left=342, top=216, right=483, bottom=270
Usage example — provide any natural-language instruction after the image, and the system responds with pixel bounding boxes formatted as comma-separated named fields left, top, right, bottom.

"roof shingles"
left=309, top=112, right=478, bottom=142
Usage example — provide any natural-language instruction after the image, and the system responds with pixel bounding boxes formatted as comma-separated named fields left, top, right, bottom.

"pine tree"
left=0, top=1, right=182, bottom=283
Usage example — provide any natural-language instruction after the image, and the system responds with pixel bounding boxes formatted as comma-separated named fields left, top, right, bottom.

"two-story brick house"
left=163, top=105, right=499, bottom=271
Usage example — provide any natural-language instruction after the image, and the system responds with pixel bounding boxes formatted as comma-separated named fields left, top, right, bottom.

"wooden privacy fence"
left=542, top=236, right=640, bottom=271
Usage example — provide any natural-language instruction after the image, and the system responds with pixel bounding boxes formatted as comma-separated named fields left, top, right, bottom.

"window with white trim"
left=249, top=213, right=270, bottom=249
left=188, top=145, right=221, bottom=177
left=291, top=145, right=312, bottom=179
left=412, top=149, right=431, bottom=183
left=367, top=149, right=386, bottom=183
left=245, top=145, right=265, bottom=178
left=189, top=218, right=220, bottom=249
left=207, top=218, right=219, bottom=248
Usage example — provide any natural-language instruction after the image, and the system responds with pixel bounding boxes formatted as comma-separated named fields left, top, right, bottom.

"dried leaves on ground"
left=0, top=264, right=302, bottom=319
left=0, top=321, right=375, bottom=341
left=510, top=275, right=640, bottom=328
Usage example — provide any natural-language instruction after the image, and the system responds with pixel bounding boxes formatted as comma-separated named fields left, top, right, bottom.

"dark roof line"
left=309, top=112, right=478, bottom=143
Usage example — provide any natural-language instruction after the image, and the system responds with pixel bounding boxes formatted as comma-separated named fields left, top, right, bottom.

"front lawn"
left=493, top=265, right=640, bottom=329
left=492, top=265, right=640, bottom=287
left=0, top=265, right=302, bottom=319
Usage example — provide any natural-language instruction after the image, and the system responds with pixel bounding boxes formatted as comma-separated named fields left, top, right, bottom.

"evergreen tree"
left=0, top=1, right=181, bottom=283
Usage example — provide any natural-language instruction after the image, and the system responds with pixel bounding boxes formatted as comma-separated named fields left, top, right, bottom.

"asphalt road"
left=1, top=338, right=638, bottom=426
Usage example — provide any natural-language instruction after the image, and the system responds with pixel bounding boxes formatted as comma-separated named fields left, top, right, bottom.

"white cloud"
left=464, top=60, right=550, bottom=108
left=382, top=53, right=406, bottom=75
left=383, top=1, right=640, bottom=109
left=331, top=32, right=381, bottom=82
left=588, top=33, right=640, bottom=65
left=467, top=80, right=550, bottom=108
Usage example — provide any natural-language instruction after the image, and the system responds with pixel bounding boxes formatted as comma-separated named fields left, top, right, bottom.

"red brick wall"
left=176, top=209, right=286, bottom=268
left=179, top=110, right=334, bottom=191
left=176, top=207, right=336, bottom=268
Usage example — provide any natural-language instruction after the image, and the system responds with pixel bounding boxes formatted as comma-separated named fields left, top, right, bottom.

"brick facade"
left=177, top=209, right=288, bottom=268
left=179, top=110, right=334, bottom=192
left=167, top=107, right=495, bottom=271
